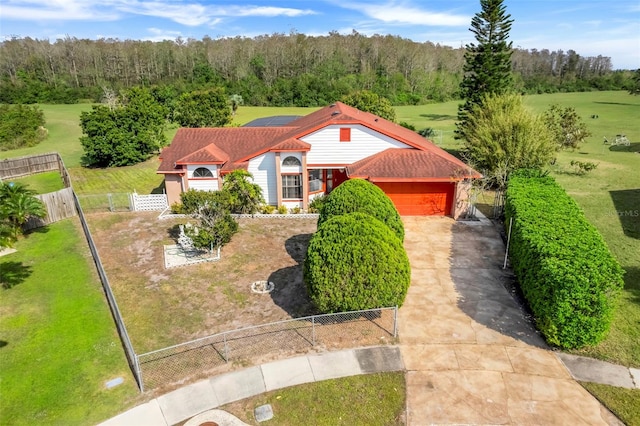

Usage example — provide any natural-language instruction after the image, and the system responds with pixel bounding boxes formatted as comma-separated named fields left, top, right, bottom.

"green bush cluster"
left=173, top=189, right=230, bottom=214
left=0, top=104, right=47, bottom=151
left=505, top=173, right=624, bottom=349
left=304, top=212, right=410, bottom=313
left=318, top=179, right=404, bottom=241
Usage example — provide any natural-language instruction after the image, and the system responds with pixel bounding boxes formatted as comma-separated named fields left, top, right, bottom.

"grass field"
left=12, top=170, right=65, bottom=194
left=0, top=219, right=142, bottom=425
left=221, top=372, right=406, bottom=425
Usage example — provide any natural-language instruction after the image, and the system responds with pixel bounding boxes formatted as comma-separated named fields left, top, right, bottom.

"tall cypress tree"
left=456, top=0, right=514, bottom=139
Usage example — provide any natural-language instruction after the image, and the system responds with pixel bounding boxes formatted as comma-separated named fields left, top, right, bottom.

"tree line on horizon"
left=0, top=32, right=634, bottom=106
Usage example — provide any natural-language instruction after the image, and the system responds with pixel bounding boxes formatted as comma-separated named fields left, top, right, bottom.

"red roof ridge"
left=176, top=143, right=229, bottom=165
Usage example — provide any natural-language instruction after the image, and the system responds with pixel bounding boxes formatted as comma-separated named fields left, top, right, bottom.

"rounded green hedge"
left=318, top=179, right=404, bottom=241
left=304, top=212, right=410, bottom=313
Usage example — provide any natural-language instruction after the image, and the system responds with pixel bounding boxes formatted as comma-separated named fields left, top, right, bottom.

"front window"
left=308, top=169, right=322, bottom=193
left=193, top=167, right=214, bottom=178
left=282, top=174, right=302, bottom=199
left=282, top=156, right=301, bottom=166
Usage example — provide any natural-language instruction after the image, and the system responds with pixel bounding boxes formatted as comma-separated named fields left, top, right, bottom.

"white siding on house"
left=248, top=152, right=277, bottom=205
left=188, top=179, right=218, bottom=191
left=303, top=124, right=411, bottom=165
left=186, top=165, right=218, bottom=192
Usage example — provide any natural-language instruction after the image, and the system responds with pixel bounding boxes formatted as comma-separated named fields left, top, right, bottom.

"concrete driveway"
left=399, top=216, right=621, bottom=425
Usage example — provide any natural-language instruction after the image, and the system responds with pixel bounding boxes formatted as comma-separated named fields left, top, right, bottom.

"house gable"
left=303, top=124, right=412, bottom=167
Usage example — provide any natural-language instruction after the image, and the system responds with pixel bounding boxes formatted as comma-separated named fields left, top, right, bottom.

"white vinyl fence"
left=129, top=193, right=169, bottom=211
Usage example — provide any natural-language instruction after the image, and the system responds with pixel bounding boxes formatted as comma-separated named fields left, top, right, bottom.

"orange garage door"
left=375, top=182, right=455, bottom=216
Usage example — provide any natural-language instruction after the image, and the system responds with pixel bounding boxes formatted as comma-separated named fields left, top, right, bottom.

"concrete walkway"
left=399, top=216, right=624, bottom=425
left=99, top=346, right=404, bottom=426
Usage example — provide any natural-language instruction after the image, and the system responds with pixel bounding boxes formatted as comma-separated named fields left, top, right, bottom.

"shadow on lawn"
left=609, top=189, right=640, bottom=240
left=419, top=113, right=457, bottom=121
left=151, top=180, right=166, bottom=195
left=609, top=142, right=640, bottom=153
left=0, top=261, right=33, bottom=289
left=268, top=233, right=316, bottom=317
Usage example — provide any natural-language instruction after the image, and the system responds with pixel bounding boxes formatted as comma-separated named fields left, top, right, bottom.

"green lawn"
left=11, top=170, right=66, bottom=194
left=0, top=219, right=142, bottom=425
left=0, top=104, right=92, bottom=168
left=222, top=372, right=406, bottom=425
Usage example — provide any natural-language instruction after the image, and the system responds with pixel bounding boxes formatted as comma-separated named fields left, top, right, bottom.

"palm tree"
left=0, top=182, right=47, bottom=241
left=229, top=94, right=243, bottom=117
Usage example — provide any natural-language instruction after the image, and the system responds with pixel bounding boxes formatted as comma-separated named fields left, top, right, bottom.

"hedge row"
left=505, top=174, right=624, bottom=349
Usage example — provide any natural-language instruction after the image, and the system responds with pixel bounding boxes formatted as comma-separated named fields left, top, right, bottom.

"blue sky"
left=1, top=0, right=638, bottom=69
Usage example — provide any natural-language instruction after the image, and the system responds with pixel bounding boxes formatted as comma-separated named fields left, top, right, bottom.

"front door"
left=330, top=169, right=348, bottom=192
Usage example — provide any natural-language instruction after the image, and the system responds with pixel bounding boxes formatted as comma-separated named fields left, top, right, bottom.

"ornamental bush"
left=304, top=212, right=410, bottom=313
left=318, top=179, right=404, bottom=241
left=505, top=173, right=624, bottom=349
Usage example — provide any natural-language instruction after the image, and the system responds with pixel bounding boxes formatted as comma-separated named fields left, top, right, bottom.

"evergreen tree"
left=457, top=0, right=514, bottom=140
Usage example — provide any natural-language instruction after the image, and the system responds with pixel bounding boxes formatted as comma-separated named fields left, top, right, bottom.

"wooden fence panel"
left=24, top=187, right=77, bottom=231
left=0, top=153, right=61, bottom=180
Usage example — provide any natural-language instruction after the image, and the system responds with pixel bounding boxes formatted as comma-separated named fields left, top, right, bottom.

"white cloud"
left=117, top=1, right=212, bottom=26
left=0, top=0, right=119, bottom=21
left=338, top=1, right=470, bottom=27
left=0, top=0, right=317, bottom=25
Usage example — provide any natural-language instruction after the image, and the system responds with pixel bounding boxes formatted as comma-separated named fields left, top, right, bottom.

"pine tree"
left=457, top=0, right=514, bottom=139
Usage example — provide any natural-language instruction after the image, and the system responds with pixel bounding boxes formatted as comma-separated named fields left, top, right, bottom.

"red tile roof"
left=176, top=143, right=229, bottom=165
left=157, top=102, right=480, bottom=181
left=347, top=148, right=481, bottom=182
left=158, top=127, right=292, bottom=173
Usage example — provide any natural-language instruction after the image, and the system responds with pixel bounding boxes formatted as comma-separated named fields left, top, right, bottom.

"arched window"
left=193, top=167, right=214, bottom=178
left=282, top=156, right=301, bottom=166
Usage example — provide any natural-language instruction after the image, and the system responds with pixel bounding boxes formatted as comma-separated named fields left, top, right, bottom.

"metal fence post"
left=135, top=355, right=145, bottom=393
left=108, top=193, right=114, bottom=212
left=312, top=316, right=316, bottom=346
left=393, top=306, right=398, bottom=338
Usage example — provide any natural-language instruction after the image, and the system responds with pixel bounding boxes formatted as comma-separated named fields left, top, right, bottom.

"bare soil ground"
left=88, top=212, right=318, bottom=353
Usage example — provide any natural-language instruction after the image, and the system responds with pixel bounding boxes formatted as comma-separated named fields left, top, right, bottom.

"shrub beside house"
left=305, top=212, right=410, bottom=313
left=317, top=178, right=404, bottom=241
left=305, top=179, right=410, bottom=313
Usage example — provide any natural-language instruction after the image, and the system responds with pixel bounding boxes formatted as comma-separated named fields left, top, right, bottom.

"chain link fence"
left=76, top=193, right=132, bottom=212
left=137, top=307, right=397, bottom=391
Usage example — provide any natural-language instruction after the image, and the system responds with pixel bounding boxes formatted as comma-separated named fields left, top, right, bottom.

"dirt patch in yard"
left=88, top=212, right=318, bottom=353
